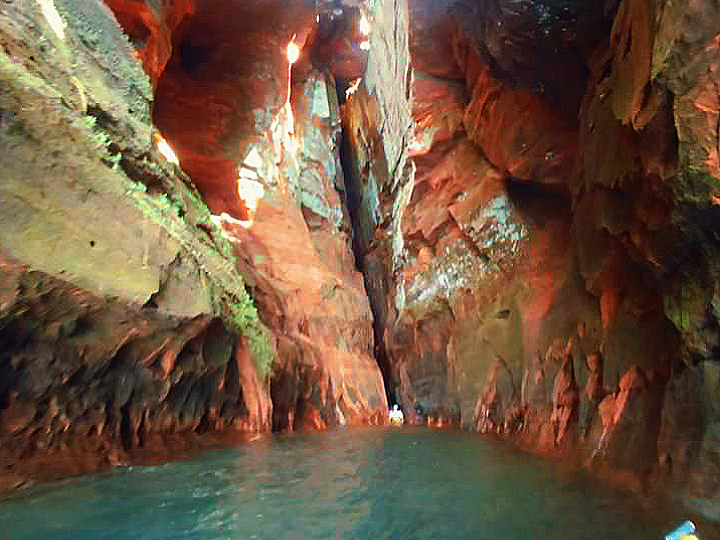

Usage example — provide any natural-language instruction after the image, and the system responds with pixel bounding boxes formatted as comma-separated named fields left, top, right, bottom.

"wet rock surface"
left=0, top=0, right=386, bottom=486
left=355, top=0, right=720, bottom=520
left=2, top=0, right=720, bottom=524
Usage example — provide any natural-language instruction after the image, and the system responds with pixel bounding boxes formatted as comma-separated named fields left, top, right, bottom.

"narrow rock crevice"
left=334, top=77, right=395, bottom=406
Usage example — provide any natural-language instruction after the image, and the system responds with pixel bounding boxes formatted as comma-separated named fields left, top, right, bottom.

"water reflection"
left=1, top=427, right=712, bottom=539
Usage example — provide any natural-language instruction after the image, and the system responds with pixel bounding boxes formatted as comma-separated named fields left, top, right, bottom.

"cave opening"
left=84, top=0, right=710, bottom=436
left=79, top=0, right=712, bottom=447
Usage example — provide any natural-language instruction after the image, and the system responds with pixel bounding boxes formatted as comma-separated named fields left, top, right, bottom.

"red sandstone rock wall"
left=3, top=0, right=720, bottom=521
left=0, top=0, right=389, bottom=488
left=103, top=0, right=390, bottom=430
left=366, top=0, right=720, bottom=517
left=0, top=0, right=283, bottom=488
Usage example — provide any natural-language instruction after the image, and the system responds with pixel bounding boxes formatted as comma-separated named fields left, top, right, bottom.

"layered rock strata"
left=3, top=0, right=720, bottom=524
left=347, top=0, right=720, bottom=520
left=0, top=0, right=391, bottom=487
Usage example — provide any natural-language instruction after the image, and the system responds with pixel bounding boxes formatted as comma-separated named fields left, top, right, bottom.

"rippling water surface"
left=0, top=427, right=691, bottom=539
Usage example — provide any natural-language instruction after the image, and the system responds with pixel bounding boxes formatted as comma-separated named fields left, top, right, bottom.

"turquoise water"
left=0, top=427, right=685, bottom=539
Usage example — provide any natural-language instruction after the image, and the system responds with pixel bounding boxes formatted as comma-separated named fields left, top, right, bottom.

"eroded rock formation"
left=2, top=0, right=720, bottom=523
left=0, top=0, right=279, bottom=488
left=356, top=0, right=720, bottom=519
left=0, top=0, right=388, bottom=488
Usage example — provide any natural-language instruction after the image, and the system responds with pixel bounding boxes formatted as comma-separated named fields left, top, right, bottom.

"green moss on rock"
left=673, top=166, right=720, bottom=209
left=212, top=285, right=275, bottom=379
left=1, top=18, right=271, bottom=379
left=54, top=0, right=151, bottom=123
left=664, top=275, right=710, bottom=334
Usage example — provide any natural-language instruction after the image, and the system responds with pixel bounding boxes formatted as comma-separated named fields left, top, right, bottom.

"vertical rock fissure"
left=335, top=78, right=395, bottom=406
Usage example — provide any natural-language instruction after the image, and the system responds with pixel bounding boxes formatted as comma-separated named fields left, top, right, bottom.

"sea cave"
left=1, top=0, right=720, bottom=537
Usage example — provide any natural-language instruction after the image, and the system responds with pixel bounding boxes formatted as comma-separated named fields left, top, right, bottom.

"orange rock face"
left=150, top=1, right=316, bottom=221
left=110, top=0, right=389, bottom=429
left=378, top=2, right=720, bottom=512
left=105, top=0, right=193, bottom=87
left=217, top=188, right=388, bottom=429
left=462, top=55, right=577, bottom=186
left=3, top=0, right=720, bottom=520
